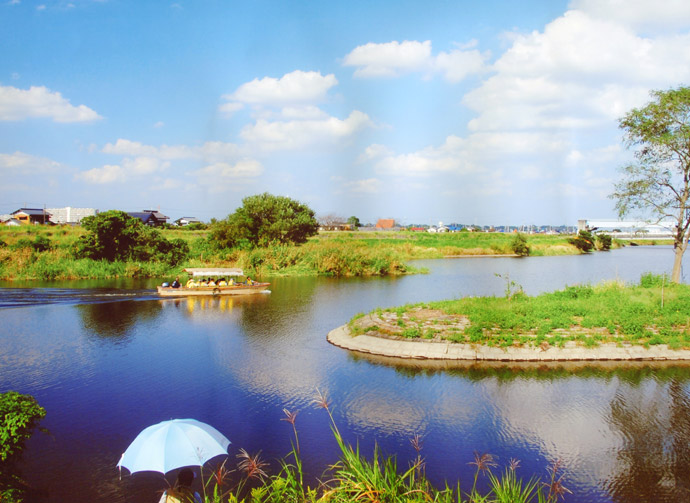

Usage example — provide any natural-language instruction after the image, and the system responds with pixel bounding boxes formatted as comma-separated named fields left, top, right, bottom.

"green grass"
left=351, top=274, right=690, bottom=349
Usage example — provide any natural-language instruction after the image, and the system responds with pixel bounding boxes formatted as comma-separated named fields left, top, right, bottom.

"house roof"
left=12, top=208, right=52, bottom=216
left=143, top=210, right=169, bottom=220
left=128, top=212, right=157, bottom=223
left=376, top=218, right=395, bottom=229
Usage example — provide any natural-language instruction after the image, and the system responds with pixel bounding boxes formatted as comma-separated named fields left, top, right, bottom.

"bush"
left=596, top=233, right=612, bottom=250
left=640, top=272, right=669, bottom=288
left=31, top=236, right=52, bottom=253
left=568, top=230, right=595, bottom=253
left=510, top=233, right=530, bottom=256
left=74, top=211, right=188, bottom=265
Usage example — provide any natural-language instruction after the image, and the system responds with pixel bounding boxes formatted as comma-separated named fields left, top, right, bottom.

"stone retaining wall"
left=327, top=325, right=690, bottom=361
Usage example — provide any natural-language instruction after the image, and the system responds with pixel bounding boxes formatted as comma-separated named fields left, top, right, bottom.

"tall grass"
left=196, top=391, right=569, bottom=503
left=0, top=225, right=616, bottom=281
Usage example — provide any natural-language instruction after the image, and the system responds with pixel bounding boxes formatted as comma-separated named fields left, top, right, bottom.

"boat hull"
left=157, top=283, right=270, bottom=297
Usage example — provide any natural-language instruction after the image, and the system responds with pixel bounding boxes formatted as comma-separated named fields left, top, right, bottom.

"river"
left=1, top=246, right=690, bottom=502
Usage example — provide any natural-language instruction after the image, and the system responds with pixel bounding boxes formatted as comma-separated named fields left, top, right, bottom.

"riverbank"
left=329, top=275, right=690, bottom=361
left=0, top=225, right=623, bottom=280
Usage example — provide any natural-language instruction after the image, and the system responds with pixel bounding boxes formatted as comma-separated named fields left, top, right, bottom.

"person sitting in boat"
left=229, top=278, right=235, bottom=285
left=217, top=278, right=227, bottom=286
left=199, top=278, right=208, bottom=287
left=246, top=277, right=254, bottom=285
left=208, top=278, right=217, bottom=287
left=186, top=278, right=197, bottom=288
left=171, top=277, right=181, bottom=289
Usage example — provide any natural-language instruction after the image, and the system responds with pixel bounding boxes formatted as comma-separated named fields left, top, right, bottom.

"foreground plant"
left=0, top=391, right=46, bottom=503
left=199, top=390, right=570, bottom=503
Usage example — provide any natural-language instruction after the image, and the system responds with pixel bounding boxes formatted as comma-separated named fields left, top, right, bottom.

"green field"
left=0, top=225, right=623, bottom=281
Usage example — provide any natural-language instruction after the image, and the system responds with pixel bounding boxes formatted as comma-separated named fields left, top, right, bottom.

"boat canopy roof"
left=184, top=267, right=244, bottom=277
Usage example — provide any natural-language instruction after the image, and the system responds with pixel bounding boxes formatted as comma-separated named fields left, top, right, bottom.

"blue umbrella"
left=117, top=418, right=231, bottom=475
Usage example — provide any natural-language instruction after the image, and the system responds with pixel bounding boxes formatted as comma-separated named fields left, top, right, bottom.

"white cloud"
left=464, top=9, right=690, bottom=133
left=218, top=101, right=244, bottom=116
left=279, top=105, right=329, bottom=120
left=358, top=144, right=394, bottom=163
left=342, top=39, right=488, bottom=82
left=94, top=138, right=261, bottom=186
left=0, top=85, right=101, bottom=122
left=240, top=110, right=373, bottom=151
left=341, top=178, right=381, bottom=194
left=102, top=139, right=241, bottom=162
left=122, top=156, right=170, bottom=175
left=76, top=164, right=125, bottom=184
left=0, top=151, right=61, bottom=172
left=103, top=139, right=158, bottom=157
left=191, top=159, right=264, bottom=193
left=343, top=40, right=432, bottom=78
left=196, top=160, right=264, bottom=179
left=222, top=70, right=337, bottom=109
left=570, top=0, right=690, bottom=32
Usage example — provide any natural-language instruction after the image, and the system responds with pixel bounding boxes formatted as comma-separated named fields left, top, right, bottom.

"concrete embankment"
left=327, top=324, right=690, bottom=362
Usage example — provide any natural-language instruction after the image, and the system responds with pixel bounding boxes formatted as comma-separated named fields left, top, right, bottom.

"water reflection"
left=606, top=378, right=690, bottom=502
left=336, top=355, right=690, bottom=502
left=77, top=300, right=162, bottom=341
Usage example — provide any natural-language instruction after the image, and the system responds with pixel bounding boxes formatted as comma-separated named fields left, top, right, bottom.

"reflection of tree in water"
left=77, top=300, right=162, bottom=340
left=606, top=377, right=690, bottom=503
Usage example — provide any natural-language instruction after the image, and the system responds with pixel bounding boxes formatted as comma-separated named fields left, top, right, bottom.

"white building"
left=47, top=207, right=98, bottom=224
left=578, top=219, right=676, bottom=237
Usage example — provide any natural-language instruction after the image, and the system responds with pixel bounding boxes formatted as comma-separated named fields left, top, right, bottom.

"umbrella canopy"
left=117, top=418, right=231, bottom=474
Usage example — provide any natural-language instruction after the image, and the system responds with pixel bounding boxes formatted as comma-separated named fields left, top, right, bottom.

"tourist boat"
left=157, top=268, right=270, bottom=297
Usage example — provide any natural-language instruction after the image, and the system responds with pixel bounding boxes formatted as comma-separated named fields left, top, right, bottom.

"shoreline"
left=327, top=324, right=690, bottom=362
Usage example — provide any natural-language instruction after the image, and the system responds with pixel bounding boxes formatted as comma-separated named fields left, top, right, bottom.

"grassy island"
left=0, top=224, right=629, bottom=281
left=346, top=274, right=690, bottom=351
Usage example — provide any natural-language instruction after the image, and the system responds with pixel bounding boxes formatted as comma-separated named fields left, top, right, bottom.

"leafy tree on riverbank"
left=210, top=193, right=319, bottom=249
left=74, top=210, right=189, bottom=264
left=611, top=85, right=690, bottom=283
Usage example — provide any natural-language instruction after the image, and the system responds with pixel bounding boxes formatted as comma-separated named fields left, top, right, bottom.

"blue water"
left=2, top=246, right=690, bottom=502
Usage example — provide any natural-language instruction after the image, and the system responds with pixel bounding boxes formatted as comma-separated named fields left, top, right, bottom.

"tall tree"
left=211, top=193, right=319, bottom=248
left=347, top=215, right=362, bottom=228
left=611, top=86, right=690, bottom=283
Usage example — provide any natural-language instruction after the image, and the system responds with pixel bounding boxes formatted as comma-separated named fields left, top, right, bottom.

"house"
left=11, top=208, right=52, bottom=225
left=128, top=212, right=164, bottom=227
left=143, top=210, right=169, bottom=225
left=46, top=207, right=97, bottom=225
left=3, top=218, right=22, bottom=227
left=375, top=218, right=396, bottom=230
left=175, top=217, right=203, bottom=226
left=128, top=210, right=170, bottom=227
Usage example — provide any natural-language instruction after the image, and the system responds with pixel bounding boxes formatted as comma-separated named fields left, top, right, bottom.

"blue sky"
left=2, top=0, right=690, bottom=225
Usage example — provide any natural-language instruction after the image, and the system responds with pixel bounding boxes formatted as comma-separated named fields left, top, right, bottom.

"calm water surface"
left=2, top=246, right=690, bottom=502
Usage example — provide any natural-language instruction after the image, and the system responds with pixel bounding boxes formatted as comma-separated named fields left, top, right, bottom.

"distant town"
left=0, top=206, right=676, bottom=238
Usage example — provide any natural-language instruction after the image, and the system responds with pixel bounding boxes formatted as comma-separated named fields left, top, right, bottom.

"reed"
left=197, top=391, right=569, bottom=503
